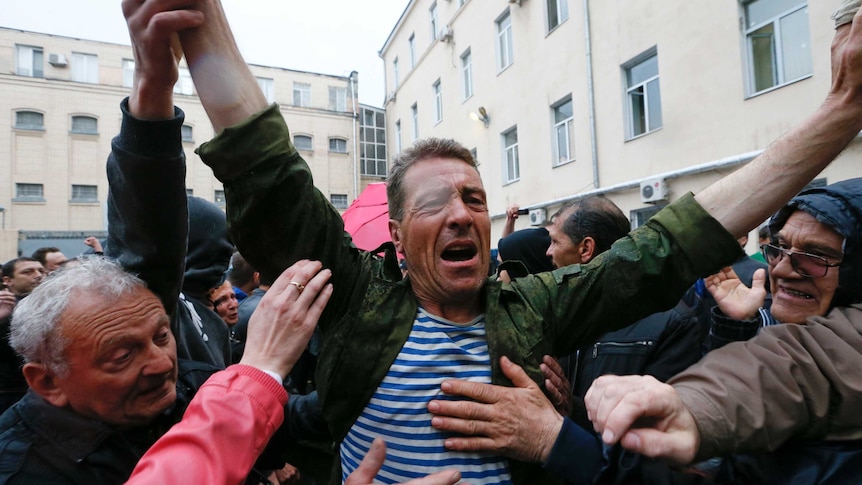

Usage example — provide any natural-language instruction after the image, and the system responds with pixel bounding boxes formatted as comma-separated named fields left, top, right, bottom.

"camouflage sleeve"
left=517, top=193, right=743, bottom=356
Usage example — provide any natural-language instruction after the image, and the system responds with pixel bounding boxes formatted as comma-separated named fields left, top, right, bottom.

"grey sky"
left=1, top=0, right=408, bottom=106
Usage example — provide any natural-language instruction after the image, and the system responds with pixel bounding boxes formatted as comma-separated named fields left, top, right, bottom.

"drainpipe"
left=583, top=0, right=599, bottom=189
left=349, top=70, right=359, bottom=201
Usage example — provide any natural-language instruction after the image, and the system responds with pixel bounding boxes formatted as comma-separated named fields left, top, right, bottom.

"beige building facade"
left=0, top=27, right=373, bottom=261
left=379, top=0, right=862, bottom=251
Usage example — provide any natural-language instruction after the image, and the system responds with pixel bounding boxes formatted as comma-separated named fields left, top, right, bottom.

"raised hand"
left=704, top=267, right=767, bottom=320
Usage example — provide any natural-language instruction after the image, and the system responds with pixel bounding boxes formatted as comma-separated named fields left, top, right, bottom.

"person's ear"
left=579, top=237, right=597, bottom=263
left=22, top=362, right=69, bottom=407
left=389, top=219, right=404, bottom=254
left=253, top=271, right=260, bottom=287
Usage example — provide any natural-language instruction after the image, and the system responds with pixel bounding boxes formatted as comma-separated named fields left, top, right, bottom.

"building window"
left=122, top=58, right=135, bottom=88
left=71, top=52, right=99, bottom=84
left=630, top=205, right=666, bottom=229
left=71, top=184, right=98, bottom=203
left=330, top=194, right=349, bottom=210
left=329, top=86, right=347, bottom=112
left=744, top=0, right=812, bottom=95
left=294, top=135, right=313, bottom=151
left=16, top=45, right=43, bottom=78
left=360, top=107, right=387, bottom=177
left=15, top=183, right=44, bottom=202
left=293, top=82, right=311, bottom=107
left=393, top=58, right=400, bottom=88
left=409, top=33, right=416, bottom=68
left=15, top=111, right=44, bottom=130
left=430, top=2, right=439, bottom=40
left=502, top=127, right=520, bottom=184
left=174, top=67, right=193, bottom=95
left=433, top=80, right=443, bottom=123
left=181, top=125, right=194, bottom=143
left=329, top=138, right=348, bottom=153
left=624, top=51, right=662, bottom=139
left=214, top=190, right=226, bottom=206
left=186, top=188, right=194, bottom=196
left=256, top=77, right=275, bottom=103
left=411, top=103, right=419, bottom=141
left=552, top=98, right=574, bottom=166
left=395, top=120, right=402, bottom=153
left=497, top=10, right=514, bottom=71
left=71, top=115, right=98, bottom=135
left=547, top=0, right=569, bottom=31
left=461, top=49, right=473, bottom=100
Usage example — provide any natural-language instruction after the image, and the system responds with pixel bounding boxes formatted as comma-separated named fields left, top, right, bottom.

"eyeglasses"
left=761, top=244, right=842, bottom=278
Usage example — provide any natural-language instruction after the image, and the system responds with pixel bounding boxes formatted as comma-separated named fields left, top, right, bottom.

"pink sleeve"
left=126, top=365, right=289, bottom=485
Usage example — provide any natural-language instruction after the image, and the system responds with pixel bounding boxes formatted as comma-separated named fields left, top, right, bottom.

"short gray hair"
left=10, top=256, right=146, bottom=376
left=387, top=138, right=477, bottom=221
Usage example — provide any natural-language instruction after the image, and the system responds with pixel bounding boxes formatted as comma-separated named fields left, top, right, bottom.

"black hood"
left=183, top=196, right=232, bottom=299
left=498, top=227, right=554, bottom=276
left=769, top=178, right=862, bottom=308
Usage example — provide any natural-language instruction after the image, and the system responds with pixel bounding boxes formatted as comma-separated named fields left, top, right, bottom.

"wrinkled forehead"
left=405, top=157, right=484, bottom=193
left=776, top=210, right=846, bottom=252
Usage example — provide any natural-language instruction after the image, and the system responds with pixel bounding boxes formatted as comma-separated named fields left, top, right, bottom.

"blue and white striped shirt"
left=340, top=308, right=512, bottom=484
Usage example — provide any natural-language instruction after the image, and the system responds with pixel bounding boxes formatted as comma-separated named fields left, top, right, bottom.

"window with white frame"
left=15, top=183, right=44, bottom=201
left=552, top=98, right=574, bottom=166
left=214, top=190, right=226, bottom=206
left=461, top=49, right=473, bottom=100
left=71, top=184, right=98, bottom=202
left=16, top=45, right=43, bottom=78
left=122, top=58, right=135, bottom=88
left=71, top=115, right=98, bottom=135
left=502, top=127, right=520, bottom=184
left=411, top=104, right=419, bottom=141
left=15, top=111, right=44, bottom=130
left=393, top=58, right=400, bottom=88
left=330, top=194, right=349, bottom=210
left=433, top=80, right=443, bottom=123
left=497, top=10, right=514, bottom=71
left=743, top=0, right=812, bottom=95
left=624, top=51, right=662, bottom=139
left=71, top=53, right=99, bottom=84
left=256, top=77, right=275, bottom=103
left=293, top=82, right=311, bottom=107
left=360, top=107, right=387, bottom=176
left=430, top=2, right=439, bottom=40
left=329, top=137, right=348, bottom=153
left=294, top=135, right=313, bottom=151
left=182, top=125, right=194, bottom=143
left=329, top=86, right=347, bottom=112
left=395, top=120, right=402, bottom=153
left=547, top=0, right=569, bottom=31
left=409, top=34, right=416, bottom=68
left=174, top=67, right=193, bottom=95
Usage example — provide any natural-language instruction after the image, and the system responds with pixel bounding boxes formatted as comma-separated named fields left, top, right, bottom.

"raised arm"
left=694, top=7, right=862, bottom=237
left=177, top=0, right=267, bottom=132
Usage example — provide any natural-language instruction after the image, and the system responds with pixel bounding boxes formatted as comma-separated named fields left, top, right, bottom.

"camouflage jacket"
left=199, top=104, right=743, bottom=484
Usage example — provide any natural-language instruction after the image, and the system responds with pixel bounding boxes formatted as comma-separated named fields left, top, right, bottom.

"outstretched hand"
left=428, top=356, right=563, bottom=463
left=239, top=260, right=332, bottom=379
left=122, top=0, right=204, bottom=119
left=704, top=267, right=767, bottom=320
left=585, top=374, right=700, bottom=466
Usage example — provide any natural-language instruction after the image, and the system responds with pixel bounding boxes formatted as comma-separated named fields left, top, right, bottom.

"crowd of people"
left=1, top=0, right=862, bottom=484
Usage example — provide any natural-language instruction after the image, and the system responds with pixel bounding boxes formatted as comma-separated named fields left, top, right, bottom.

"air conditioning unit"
left=48, top=53, right=67, bottom=67
left=438, top=26, right=454, bottom=43
left=385, top=90, right=397, bottom=104
left=640, top=178, right=669, bottom=204
left=529, top=208, right=547, bottom=226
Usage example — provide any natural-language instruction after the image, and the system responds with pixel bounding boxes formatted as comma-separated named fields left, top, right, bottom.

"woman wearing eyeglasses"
left=699, top=178, right=862, bottom=484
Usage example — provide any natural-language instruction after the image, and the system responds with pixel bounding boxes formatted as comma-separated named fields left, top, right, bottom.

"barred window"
left=71, top=115, right=98, bottom=134
left=15, top=111, right=44, bottom=130
left=71, top=184, right=98, bottom=202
